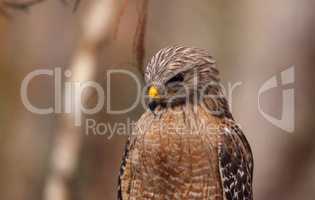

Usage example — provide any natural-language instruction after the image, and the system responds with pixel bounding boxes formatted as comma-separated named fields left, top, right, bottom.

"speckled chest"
left=128, top=107, right=225, bottom=199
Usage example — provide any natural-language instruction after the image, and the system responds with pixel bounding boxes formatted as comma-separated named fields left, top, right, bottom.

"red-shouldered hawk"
left=118, top=46, right=253, bottom=200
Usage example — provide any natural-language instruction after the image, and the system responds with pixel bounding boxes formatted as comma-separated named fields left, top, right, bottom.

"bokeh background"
left=0, top=0, right=314, bottom=200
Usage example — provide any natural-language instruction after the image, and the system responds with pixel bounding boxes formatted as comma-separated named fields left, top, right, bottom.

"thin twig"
left=112, top=0, right=129, bottom=40
left=0, top=0, right=81, bottom=16
left=2, top=0, right=45, bottom=11
left=133, top=0, right=149, bottom=76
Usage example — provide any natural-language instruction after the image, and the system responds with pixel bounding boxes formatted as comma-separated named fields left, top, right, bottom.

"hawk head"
left=144, top=46, right=222, bottom=113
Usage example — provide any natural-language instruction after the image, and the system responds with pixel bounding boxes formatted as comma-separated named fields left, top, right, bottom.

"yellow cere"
left=148, top=86, right=159, bottom=98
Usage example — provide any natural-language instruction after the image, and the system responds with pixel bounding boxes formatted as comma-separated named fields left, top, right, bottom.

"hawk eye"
left=166, top=73, right=184, bottom=84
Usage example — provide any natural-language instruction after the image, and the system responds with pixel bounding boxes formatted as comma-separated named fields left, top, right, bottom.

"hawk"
left=118, top=46, right=253, bottom=200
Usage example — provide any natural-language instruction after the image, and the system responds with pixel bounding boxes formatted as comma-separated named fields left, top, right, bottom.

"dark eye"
left=166, top=73, right=184, bottom=84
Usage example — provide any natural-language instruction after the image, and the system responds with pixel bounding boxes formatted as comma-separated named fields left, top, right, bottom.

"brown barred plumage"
left=118, top=46, right=253, bottom=200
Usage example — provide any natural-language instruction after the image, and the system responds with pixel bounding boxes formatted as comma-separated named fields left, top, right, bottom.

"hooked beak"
left=148, top=100, right=159, bottom=112
left=147, top=86, right=160, bottom=112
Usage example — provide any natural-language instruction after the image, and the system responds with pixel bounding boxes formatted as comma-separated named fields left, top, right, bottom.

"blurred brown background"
left=0, top=0, right=314, bottom=200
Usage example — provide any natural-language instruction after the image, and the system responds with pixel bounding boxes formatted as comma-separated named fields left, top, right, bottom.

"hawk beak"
left=148, top=100, right=159, bottom=112
left=147, top=86, right=160, bottom=112
left=148, top=86, right=160, bottom=99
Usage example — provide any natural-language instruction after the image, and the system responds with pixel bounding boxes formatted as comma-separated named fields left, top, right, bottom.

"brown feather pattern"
left=118, top=46, right=253, bottom=200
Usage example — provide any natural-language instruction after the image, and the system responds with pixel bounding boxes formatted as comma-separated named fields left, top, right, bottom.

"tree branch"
left=43, top=1, right=127, bottom=200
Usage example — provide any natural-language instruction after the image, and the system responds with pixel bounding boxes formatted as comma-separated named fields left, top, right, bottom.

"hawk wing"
left=117, top=136, right=133, bottom=200
left=218, top=122, right=254, bottom=200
